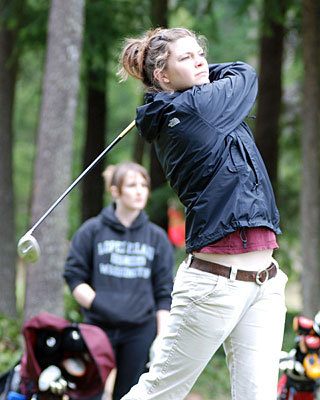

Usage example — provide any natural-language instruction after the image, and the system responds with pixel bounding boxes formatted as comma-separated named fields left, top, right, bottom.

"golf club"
left=17, top=120, right=136, bottom=263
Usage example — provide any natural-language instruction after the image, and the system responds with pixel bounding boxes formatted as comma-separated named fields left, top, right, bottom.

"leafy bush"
left=0, top=315, right=22, bottom=373
left=63, top=286, right=83, bottom=323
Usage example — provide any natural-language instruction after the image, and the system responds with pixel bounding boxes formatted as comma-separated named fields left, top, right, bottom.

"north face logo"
left=168, top=117, right=181, bottom=128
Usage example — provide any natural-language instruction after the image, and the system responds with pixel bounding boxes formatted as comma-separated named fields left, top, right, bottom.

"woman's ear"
left=153, top=68, right=170, bottom=86
left=109, top=185, right=120, bottom=199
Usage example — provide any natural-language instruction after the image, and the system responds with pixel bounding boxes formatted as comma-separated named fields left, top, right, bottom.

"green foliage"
left=282, top=311, right=297, bottom=352
left=275, top=52, right=302, bottom=275
left=83, top=0, right=151, bottom=90
left=14, top=49, right=43, bottom=239
left=17, top=0, right=48, bottom=51
left=0, top=315, right=22, bottom=373
left=233, top=0, right=258, bottom=16
left=276, top=113, right=301, bottom=275
left=171, top=0, right=219, bottom=41
left=0, top=0, right=25, bottom=28
left=146, top=183, right=175, bottom=221
left=63, top=286, right=83, bottom=323
left=171, top=0, right=258, bottom=62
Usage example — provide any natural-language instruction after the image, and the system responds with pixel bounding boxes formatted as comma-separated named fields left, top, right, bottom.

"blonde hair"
left=118, top=27, right=206, bottom=92
left=102, top=162, right=151, bottom=194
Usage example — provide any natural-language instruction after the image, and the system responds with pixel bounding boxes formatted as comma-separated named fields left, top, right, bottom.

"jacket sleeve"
left=151, top=229, right=174, bottom=311
left=63, top=220, right=95, bottom=292
left=193, top=61, right=258, bottom=132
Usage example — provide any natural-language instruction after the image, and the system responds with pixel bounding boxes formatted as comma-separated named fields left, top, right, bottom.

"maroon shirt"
left=199, top=227, right=278, bottom=254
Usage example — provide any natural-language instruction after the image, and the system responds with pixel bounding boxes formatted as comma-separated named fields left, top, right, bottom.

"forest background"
left=0, top=0, right=319, bottom=398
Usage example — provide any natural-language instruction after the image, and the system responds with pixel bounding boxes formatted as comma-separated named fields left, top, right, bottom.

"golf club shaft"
left=26, top=120, right=136, bottom=236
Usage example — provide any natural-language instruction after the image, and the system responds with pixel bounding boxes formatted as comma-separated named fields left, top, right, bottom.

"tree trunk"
left=0, top=15, right=18, bottom=318
left=81, top=69, right=106, bottom=222
left=24, top=0, right=85, bottom=321
left=255, top=0, right=287, bottom=193
left=150, top=0, right=168, bottom=27
left=300, top=0, right=320, bottom=318
left=148, top=0, right=169, bottom=230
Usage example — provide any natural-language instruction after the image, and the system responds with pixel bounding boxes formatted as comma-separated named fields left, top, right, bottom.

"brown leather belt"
left=190, top=257, right=277, bottom=285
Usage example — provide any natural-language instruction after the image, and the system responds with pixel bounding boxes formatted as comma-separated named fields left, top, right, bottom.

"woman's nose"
left=195, top=55, right=204, bottom=66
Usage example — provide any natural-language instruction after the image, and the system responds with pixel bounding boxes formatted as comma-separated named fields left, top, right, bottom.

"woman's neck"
left=115, top=205, right=140, bottom=227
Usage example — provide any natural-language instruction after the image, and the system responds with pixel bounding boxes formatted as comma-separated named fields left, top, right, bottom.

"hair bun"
left=118, top=38, right=147, bottom=82
left=102, top=165, right=116, bottom=192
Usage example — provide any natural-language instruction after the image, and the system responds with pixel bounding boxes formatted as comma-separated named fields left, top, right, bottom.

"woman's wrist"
left=72, top=283, right=96, bottom=309
left=156, top=309, right=170, bottom=335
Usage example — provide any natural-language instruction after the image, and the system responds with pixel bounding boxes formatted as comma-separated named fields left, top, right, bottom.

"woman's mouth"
left=195, top=71, right=208, bottom=77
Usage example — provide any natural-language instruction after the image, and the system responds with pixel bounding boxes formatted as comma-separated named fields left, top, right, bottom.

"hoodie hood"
left=99, top=204, right=149, bottom=232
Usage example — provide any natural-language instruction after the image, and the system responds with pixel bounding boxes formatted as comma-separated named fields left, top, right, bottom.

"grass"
left=191, top=347, right=231, bottom=400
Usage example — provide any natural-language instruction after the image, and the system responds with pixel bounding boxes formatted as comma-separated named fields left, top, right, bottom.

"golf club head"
left=17, top=233, right=40, bottom=263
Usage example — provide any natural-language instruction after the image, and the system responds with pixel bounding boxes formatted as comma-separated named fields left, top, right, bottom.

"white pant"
left=121, top=256, right=287, bottom=400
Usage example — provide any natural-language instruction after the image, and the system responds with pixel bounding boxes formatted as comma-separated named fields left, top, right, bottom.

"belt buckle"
left=255, top=268, right=269, bottom=285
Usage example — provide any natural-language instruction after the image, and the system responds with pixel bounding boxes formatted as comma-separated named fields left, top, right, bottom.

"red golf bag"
left=1, top=312, right=115, bottom=400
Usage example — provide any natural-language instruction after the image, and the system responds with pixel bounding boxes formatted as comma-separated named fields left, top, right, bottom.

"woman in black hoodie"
left=64, top=162, right=174, bottom=400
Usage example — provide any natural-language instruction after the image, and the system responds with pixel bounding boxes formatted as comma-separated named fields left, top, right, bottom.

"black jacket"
left=136, top=62, right=281, bottom=253
left=64, top=205, right=174, bottom=328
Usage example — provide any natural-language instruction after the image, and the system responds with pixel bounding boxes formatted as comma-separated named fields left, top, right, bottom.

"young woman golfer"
left=64, top=162, right=174, bottom=400
left=118, top=27, right=288, bottom=400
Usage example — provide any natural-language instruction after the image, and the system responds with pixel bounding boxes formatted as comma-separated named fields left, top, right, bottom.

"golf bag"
left=0, top=312, right=115, bottom=400
left=277, top=311, right=320, bottom=400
